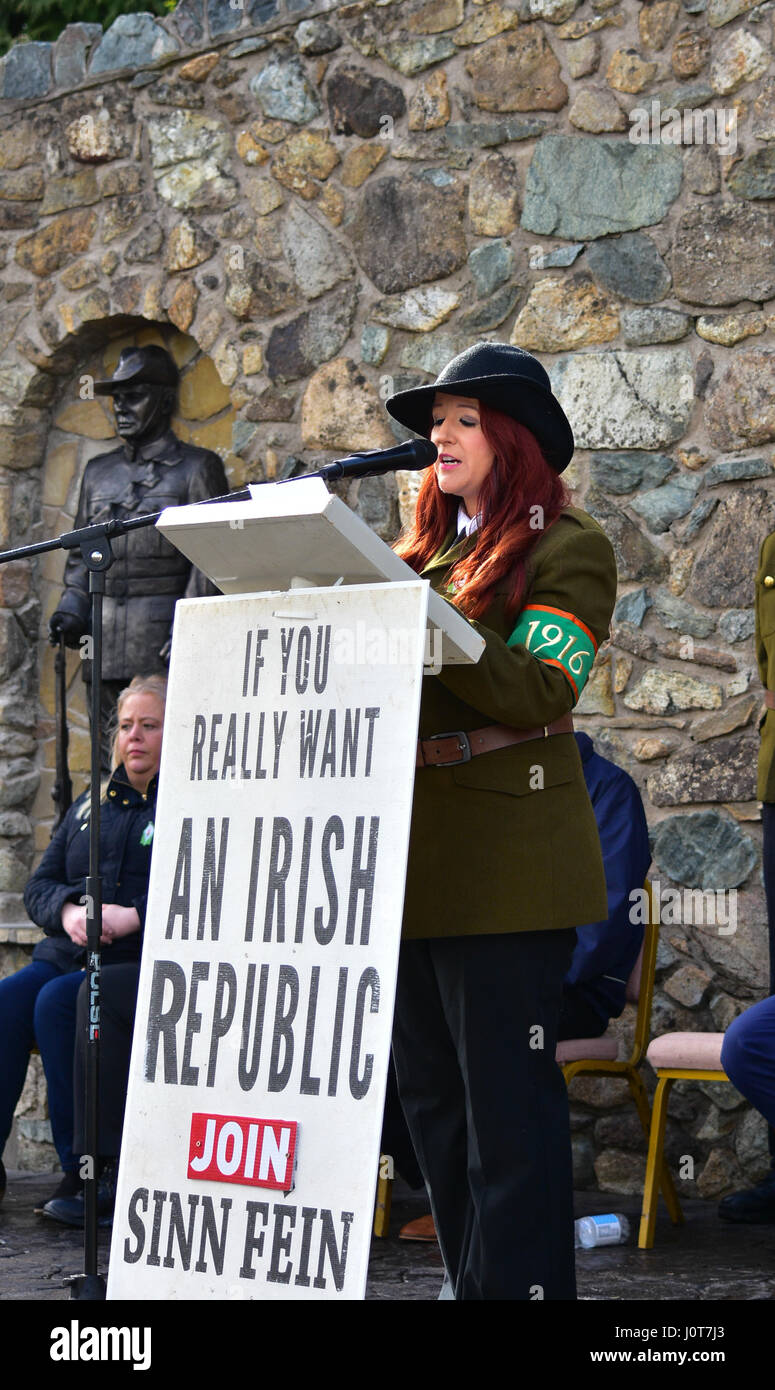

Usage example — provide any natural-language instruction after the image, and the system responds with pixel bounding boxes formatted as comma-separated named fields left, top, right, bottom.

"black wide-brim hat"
left=385, top=341, right=574, bottom=473
left=94, top=345, right=180, bottom=396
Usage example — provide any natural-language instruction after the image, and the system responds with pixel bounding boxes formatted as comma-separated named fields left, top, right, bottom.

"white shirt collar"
left=456, top=505, right=480, bottom=539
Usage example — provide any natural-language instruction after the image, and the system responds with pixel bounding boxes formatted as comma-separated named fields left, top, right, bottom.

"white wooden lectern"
left=106, top=480, right=483, bottom=1301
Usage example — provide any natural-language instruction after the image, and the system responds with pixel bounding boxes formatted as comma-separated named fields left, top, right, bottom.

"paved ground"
left=366, top=1178, right=775, bottom=1303
left=1, top=1167, right=774, bottom=1302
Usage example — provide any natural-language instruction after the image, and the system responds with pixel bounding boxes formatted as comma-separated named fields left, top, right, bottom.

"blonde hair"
left=110, top=673, right=168, bottom=771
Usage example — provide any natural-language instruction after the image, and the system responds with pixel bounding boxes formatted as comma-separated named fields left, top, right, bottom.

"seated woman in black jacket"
left=1, top=674, right=166, bottom=1211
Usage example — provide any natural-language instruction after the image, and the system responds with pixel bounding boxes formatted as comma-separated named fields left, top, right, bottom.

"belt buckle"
left=428, top=730, right=472, bottom=765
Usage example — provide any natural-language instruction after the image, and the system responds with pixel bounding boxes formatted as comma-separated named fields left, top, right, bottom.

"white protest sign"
left=107, top=580, right=428, bottom=1300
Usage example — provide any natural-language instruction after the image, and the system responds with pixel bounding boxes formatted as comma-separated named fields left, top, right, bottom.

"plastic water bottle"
left=574, top=1213, right=630, bottom=1248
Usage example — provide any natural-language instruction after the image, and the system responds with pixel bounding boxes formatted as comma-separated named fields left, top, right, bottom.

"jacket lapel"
left=421, top=524, right=477, bottom=577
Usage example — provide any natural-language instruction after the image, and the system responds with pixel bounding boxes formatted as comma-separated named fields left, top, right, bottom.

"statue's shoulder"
left=177, top=441, right=223, bottom=468
left=158, top=430, right=215, bottom=467
left=168, top=435, right=229, bottom=490
left=79, top=443, right=126, bottom=480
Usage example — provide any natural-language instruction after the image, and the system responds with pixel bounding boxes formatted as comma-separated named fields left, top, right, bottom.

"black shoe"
left=33, top=1169, right=83, bottom=1216
left=42, top=1163, right=115, bottom=1229
left=718, top=1171, right=775, bottom=1224
left=0, top=1158, right=5, bottom=1203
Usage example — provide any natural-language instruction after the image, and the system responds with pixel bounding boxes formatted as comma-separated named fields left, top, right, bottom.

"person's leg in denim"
left=0, top=960, right=61, bottom=1163
left=34, top=971, right=85, bottom=1175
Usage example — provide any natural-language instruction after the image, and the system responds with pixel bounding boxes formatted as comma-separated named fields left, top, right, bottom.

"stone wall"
left=1, top=0, right=775, bottom=1197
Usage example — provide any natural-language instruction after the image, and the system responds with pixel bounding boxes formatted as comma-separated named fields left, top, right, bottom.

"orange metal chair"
left=373, top=1157, right=392, bottom=1238
left=638, top=1032, right=728, bottom=1249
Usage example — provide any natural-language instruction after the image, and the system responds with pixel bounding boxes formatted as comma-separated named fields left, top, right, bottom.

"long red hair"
left=394, top=402, right=570, bottom=620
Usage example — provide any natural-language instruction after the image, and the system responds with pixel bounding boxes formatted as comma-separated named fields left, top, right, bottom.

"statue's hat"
left=93, top=346, right=179, bottom=396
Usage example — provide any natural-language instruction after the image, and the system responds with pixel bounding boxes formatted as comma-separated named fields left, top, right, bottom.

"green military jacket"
left=402, top=506, right=618, bottom=940
left=755, top=530, right=775, bottom=802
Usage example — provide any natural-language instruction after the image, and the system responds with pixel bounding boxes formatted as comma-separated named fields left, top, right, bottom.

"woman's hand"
left=60, top=900, right=141, bottom=946
left=61, top=899, right=89, bottom=947
left=100, top=903, right=141, bottom=944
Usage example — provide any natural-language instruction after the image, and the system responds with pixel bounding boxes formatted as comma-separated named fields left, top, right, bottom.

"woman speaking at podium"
left=385, top=343, right=617, bottom=1300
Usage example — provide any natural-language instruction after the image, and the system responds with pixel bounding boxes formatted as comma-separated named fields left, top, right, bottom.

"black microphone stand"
left=71, top=535, right=111, bottom=1301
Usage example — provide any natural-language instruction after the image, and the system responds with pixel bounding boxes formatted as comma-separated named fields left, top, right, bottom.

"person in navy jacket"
left=559, top=732, right=651, bottom=1040
left=0, top=675, right=165, bottom=1210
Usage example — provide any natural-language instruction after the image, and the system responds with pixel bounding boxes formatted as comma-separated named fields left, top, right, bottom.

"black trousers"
left=381, top=1057, right=425, bottom=1190
left=760, top=802, right=775, bottom=1162
left=74, top=962, right=140, bottom=1158
left=558, top=985, right=608, bottom=1041
left=392, top=928, right=577, bottom=1301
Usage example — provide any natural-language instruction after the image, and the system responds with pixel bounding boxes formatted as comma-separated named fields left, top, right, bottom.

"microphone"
left=318, top=437, right=437, bottom=481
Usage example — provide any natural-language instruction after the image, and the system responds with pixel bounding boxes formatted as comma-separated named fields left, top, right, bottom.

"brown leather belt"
left=416, top=713, right=574, bottom=768
left=766, top=691, right=775, bottom=709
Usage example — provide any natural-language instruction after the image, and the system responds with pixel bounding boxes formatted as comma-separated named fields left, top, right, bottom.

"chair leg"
left=658, top=1154, right=683, bottom=1228
left=628, top=1067, right=654, bottom=1144
left=639, top=1075, right=674, bottom=1249
left=626, top=1070, right=683, bottom=1228
left=373, top=1158, right=393, bottom=1238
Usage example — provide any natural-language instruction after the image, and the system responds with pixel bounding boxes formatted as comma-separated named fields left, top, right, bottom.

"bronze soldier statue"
left=49, top=346, right=230, bottom=758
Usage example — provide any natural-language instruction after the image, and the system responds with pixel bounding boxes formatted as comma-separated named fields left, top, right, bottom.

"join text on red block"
left=188, top=1112, right=298, bottom=1190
